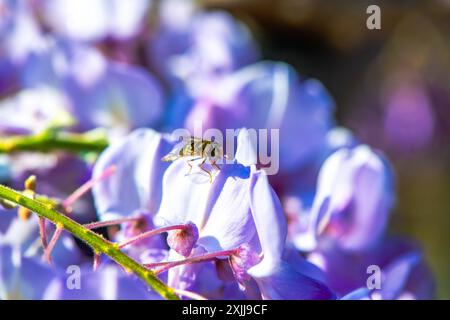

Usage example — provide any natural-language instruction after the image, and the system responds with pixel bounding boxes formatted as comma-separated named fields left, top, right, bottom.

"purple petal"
left=0, top=215, right=41, bottom=250
left=167, top=247, right=227, bottom=298
left=0, top=244, right=60, bottom=299
left=167, top=247, right=205, bottom=291
left=157, top=160, right=258, bottom=252
left=252, top=260, right=335, bottom=300
left=300, top=145, right=394, bottom=251
left=93, top=129, right=174, bottom=221
left=235, top=128, right=258, bottom=166
left=0, top=86, right=73, bottom=135
left=308, top=237, right=435, bottom=299
left=380, top=252, right=423, bottom=300
left=199, top=165, right=260, bottom=252
left=0, top=215, right=85, bottom=269
left=234, top=62, right=334, bottom=171
left=341, top=288, right=371, bottom=300
left=283, top=247, right=328, bottom=284
left=0, top=208, right=16, bottom=234
left=23, top=40, right=164, bottom=133
left=155, top=159, right=219, bottom=228
left=247, top=168, right=286, bottom=278
left=60, top=264, right=160, bottom=300
left=148, top=5, right=259, bottom=84
left=182, top=62, right=335, bottom=172
left=146, top=0, right=195, bottom=82
left=67, top=61, right=164, bottom=133
left=187, top=11, right=259, bottom=74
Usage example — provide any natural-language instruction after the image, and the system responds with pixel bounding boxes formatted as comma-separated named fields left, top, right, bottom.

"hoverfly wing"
left=161, top=152, right=180, bottom=162
left=161, top=139, right=186, bottom=162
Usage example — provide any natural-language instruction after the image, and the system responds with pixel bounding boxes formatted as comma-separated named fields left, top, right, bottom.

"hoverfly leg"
left=185, top=157, right=202, bottom=176
left=186, top=161, right=193, bottom=175
left=199, top=158, right=213, bottom=183
left=212, top=160, right=221, bottom=171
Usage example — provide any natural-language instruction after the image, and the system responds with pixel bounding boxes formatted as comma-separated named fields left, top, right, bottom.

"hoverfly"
left=162, top=136, right=224, bottom=182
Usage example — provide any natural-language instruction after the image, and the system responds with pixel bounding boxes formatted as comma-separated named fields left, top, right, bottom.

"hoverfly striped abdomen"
left=162, top=136, right=224, bottom=183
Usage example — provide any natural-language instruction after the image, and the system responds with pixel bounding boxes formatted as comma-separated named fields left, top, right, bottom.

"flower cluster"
left=0, top=0, right=434, bottom=300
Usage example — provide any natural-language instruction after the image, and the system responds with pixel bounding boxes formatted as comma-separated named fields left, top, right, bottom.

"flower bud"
left=230, top=244, right=261, bottom=286
left=167, top=222, right=199, bottom=257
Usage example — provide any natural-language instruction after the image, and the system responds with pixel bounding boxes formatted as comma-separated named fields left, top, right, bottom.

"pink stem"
left=38, top=217, right=48, bottom=252
left=118, top=224, right=187, bottom=249
left=84, top=216, right=142, bottom=230
left=93, top=253, right=101, bottom=271
left=143, top=261, right=172, bottom=268
left=63, top=165, right=116, bottom=210
left=147, top=248, right=239, bottom=275
left=45, top=226, right=64, bottom=263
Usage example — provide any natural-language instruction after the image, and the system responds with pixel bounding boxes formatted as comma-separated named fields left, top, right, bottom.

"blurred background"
left=201, top=0, right=450, bottom=298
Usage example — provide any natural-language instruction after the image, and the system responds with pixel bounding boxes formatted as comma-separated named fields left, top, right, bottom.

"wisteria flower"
left=0, top=243, right=158, bottom=300
left=151, top=132, right=334, bottom=299
left=0, top=85, right=73, bottom=135
left=0, top=208, right=85, bottom=269
left=148, top=0, right=259, bottom=86
left=307, top=238, right=435, bottom=299
left=294, top=144, right=394, bottom=252
left=0, top=0, right=46, bottom=94
left=93, top=128, right=175, bottom=222
left=171, top=61, right=335, bottom=173
left=22, top=39, right=164, bottom=136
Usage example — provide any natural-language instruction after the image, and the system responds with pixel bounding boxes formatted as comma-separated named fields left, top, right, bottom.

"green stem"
left=0, top=184, right=178, bottom=300
left=0, top=130, right=109, bottom=154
